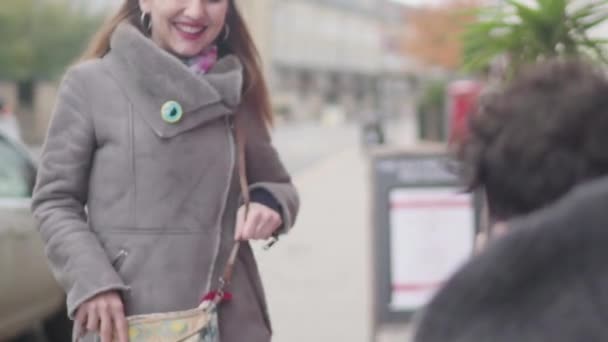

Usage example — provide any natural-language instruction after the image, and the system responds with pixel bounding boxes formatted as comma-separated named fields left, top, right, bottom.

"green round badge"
left=161, top=101, right=183, bottom=123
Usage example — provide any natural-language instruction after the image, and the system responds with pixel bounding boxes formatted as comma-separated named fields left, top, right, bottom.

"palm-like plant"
left=462, top=0, right=608, bottom=75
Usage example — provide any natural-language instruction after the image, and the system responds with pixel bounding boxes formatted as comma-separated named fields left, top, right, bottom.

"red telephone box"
left=446, top=80, right=483, bottom=146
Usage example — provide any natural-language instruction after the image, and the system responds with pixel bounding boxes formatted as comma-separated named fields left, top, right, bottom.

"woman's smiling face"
left=139, top=0, right=229, bottom=57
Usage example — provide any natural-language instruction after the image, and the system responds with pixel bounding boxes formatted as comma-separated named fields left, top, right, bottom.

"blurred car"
left=0, top=100, right=21, bottom=142
left=0, top=128, right=71, bottom=341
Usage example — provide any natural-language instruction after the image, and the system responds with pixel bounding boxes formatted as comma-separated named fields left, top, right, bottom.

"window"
left=0, top=137, right=35, bottom=198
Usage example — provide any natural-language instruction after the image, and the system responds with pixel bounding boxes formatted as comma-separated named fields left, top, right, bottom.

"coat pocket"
left=97, top=227, right=216, bottom=316
left=111, top=248, right=129, bottom=271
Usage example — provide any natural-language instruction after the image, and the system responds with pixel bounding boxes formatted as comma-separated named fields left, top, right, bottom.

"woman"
left=31, top=0, right=299, bottom=341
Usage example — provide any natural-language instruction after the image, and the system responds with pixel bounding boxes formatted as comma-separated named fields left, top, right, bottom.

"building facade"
left=240, top=0, right=416, bottom=123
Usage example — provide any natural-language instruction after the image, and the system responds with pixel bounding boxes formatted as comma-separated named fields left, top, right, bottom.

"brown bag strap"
left=219, top=114, right=248, bottom=292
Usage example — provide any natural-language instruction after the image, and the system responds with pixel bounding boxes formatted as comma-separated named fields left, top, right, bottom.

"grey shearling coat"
left=31, top=22, right=299, bottom=342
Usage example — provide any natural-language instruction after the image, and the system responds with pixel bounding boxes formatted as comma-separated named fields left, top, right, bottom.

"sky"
left=389, top=0, right=447, bottom=5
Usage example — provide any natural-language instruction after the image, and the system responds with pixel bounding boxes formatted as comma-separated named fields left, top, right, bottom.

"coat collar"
left=105, top=22, right=243, bottom=138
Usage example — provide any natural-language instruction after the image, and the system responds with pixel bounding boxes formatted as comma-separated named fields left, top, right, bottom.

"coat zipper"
left=112, top=249, right=129, bottom=270
left=205, top=116, right=236, bottom=293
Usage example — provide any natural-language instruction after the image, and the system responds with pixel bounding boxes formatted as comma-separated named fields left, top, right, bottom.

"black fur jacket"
left=413, top=176, right=608, bottom=342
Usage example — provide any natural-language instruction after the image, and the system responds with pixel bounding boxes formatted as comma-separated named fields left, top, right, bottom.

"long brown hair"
left=80, top=0, right=273, bottom=126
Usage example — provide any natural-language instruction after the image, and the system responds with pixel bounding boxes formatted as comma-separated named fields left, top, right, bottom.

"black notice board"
left=369, top=147, right=482, bottom=327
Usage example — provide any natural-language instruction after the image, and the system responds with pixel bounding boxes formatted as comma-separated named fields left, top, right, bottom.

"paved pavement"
left=255, top=147, right=373, bottom=342
left=255, top=115, right=418, bottom=342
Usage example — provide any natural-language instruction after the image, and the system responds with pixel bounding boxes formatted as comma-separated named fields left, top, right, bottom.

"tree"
left=0, top=0, right=103, bottom=103
left=404, top=0, right=483, bottom=70
left=417, top=79, right=447, bottom=141
left=462, top=0, right=608, bottom=75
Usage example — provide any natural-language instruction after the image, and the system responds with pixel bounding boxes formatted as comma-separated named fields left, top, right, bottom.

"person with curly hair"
left=413, top=59, right=608, bottom=342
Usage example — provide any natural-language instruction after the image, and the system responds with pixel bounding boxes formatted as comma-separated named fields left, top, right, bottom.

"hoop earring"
left=140, top=12, right=152, bottom=32
left=223, top=24, right=230, bottom=42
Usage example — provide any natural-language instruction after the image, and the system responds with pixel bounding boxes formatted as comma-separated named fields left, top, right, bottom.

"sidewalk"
left=255, top=147, right=374, bottom=342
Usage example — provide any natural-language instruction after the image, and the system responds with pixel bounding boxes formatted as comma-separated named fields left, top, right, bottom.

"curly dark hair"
left=461, top=59, right=608, bottom=221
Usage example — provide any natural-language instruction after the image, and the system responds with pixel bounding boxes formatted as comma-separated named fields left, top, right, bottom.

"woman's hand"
left=75, top=291, right=129, bottom=342
left=235, top=203, right=282, bottom=240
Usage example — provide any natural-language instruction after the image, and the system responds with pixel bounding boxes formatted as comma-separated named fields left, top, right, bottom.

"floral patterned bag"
left=117, top=244, right=237, bottom=342
left=121, top=298, right=220, bottom=342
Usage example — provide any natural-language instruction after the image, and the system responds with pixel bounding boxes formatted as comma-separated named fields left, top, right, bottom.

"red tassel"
left=201, top=291, right=233, bottom=303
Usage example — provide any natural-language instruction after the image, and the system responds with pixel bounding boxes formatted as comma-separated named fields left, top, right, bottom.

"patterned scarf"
left=185, top=45, right=219, bottom=75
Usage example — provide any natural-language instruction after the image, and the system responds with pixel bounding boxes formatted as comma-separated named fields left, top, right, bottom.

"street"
left=272, top=116, right=417, bottom=174
left=271, top=121, right=358, bottom=173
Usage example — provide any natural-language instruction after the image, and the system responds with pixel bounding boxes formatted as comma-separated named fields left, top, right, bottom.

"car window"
left=0, top=137, right=34, bottom=198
